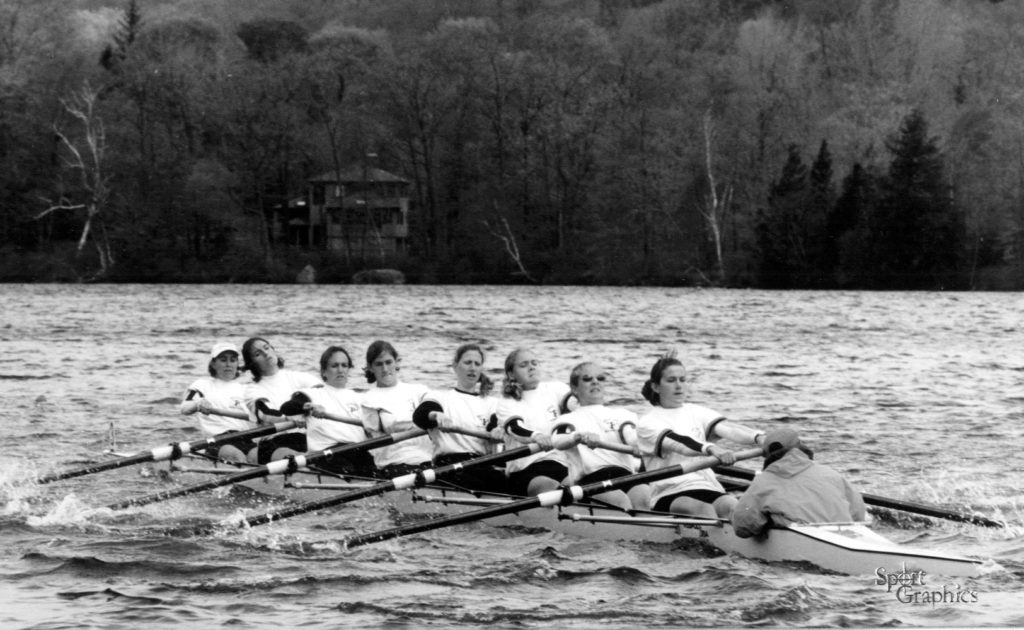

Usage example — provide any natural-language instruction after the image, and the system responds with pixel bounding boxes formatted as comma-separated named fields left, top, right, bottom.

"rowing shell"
left=407, top=489, right=984, bottom=577
left=153, top=458, right=984, bottom=577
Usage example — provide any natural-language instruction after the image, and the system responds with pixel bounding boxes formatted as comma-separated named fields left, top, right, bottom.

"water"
left=1, top=284, right=1022, bottom=628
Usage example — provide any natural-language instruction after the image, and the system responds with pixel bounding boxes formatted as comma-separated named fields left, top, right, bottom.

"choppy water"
left=1, top=284, right=1022, bottom=628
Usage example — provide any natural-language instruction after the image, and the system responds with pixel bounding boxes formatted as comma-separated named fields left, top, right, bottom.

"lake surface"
left=1, top=284, right=1022, bottom=628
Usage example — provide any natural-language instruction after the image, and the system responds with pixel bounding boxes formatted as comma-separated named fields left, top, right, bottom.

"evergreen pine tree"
left=757, top=144, right=807, bottom=287
left=100, top=0, right=142, bottom=72
left=874, top=109, right=965, bottom=288
left=804, top=140, right=834, bottom=286
left=828, top=162, right=879, bottom=286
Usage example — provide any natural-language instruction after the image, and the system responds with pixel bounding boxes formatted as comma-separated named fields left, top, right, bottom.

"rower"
left=359, top=340, right=433, bottom=478
left=495, top=348, right=571, bottom=497
left=179, top=341, right=252, bottom=463
left=731, top=427, right=867, bottom=538
left=279, top=345, right=375, bottom=477
left=550, top=361, right=649, bottom=511
left=636, top=354, right=765, bottom=519
left=241, top=336, right=321, bottom=463
left=412, top=343, right=507, bottom=494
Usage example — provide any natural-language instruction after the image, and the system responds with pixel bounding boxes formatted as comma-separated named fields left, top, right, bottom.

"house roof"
left=309, top=166, right=410, bottom=184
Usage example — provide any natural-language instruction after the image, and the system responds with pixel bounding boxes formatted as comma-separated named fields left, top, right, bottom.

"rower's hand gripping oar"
left=105, top=429, right=427, bottom=510
left=237, top=443, right=543, bottom=528
left=342, top=447, right=764, bottom=549
left=36, top=420, right=296, bottom=485
left=714, top=464, right=1004, bottom=528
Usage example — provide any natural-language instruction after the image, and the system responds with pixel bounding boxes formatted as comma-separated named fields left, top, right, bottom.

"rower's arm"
left=180, top=389, right=202, bottom=415
left=660, top=430, right=710, bottom=456
left=412, top=400, right=443, bottom=430
left=845, top=480, right=867, bottom=522
left=732, top=490, right=770, bottom=539
left=507, top=417, right=553, bottom=449
left=618, top=421, right=638, bottom=445
left=710, top=420, right=765, bottom=447
left=279, top=392, right=313, bottom=416
left=253, top=398, right=283, bottom=424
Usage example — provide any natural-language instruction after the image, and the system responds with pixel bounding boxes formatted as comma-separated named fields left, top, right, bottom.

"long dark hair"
left=454, top=343, right=493, bottom=396
left=364, top=340, right=399, bottom=384
left=501, top=348, right=529, bottom=400
left=241, top=337, right=284, bottom=383
left=319, top=345, right=353, bottom=380
left=641, top=357, right=683, bottom=406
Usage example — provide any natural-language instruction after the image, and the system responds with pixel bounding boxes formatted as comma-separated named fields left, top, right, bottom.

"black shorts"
left=256, top=432, right=307, bottom=464
left=316, top=447, right=377, bottom=477
left=653, top=488, right=726, bottom=513
left=433, top=452, right=508, bottom=495
left=507, top=460, right=568, bottom=497
left=577, top=466, right=643, bottom=492
left=209, top=432, right=257, bottom=457
left=378, top=462, right=430, bottom=479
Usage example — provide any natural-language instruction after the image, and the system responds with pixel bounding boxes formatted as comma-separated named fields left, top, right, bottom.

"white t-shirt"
left=360, top=381, right=432, bottom=468
left=636, top=403, right=726, bottom=505
left=302, top=385, right=366, bottom=452
left=496, top=380, right=571, bottom=474
left=183, top=376, right=249, bottom=436
left=553, top=404, right=640, bottom=483
left=422, top=388, right=499, bottom=457
left=243, top=369, right=322, bottom=434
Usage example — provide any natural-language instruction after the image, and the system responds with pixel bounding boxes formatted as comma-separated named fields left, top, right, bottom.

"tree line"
left=1, top=0, right=1022, bottom=288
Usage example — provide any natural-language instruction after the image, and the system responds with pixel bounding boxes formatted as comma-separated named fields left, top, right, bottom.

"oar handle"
left=206, top=407, right=250, bottom=421
left=558, top=432, right=636, bottom=455
left=591, top=438, right=635, bottom=455
left=441, top=426, right=501, bottom=442
left=317, top=411, right=363, bottom=426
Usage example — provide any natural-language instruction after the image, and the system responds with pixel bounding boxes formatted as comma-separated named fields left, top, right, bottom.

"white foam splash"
left=0, top=459, right=45, bottom=514
left=26, top=494, right=101, bottom=527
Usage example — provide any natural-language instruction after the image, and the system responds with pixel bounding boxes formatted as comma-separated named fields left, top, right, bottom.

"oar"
left=204, top=407, right=251, bottom=421
left=36, top=420, right=296, bottom=484
left=342, top=447, right=764, bottom=548
left=237, top=443, right=543, bottom=528
left=713, top=464, right=1004, bottom=528
left=105, top=428, right=426, bottom=510
left=313, top=410, right=362, bottom=425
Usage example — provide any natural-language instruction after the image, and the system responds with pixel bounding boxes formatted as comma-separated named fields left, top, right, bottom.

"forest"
left=1, top=0, right=1022, bottom=288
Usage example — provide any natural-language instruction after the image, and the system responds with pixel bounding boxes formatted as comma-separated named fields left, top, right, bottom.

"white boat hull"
left=149, top=460, right=985, bottom=577
left=407, top=490, right=983, bottom=577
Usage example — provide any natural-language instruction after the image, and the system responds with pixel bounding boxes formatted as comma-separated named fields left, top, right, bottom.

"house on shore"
left=271, top=166, right=413, bottom=257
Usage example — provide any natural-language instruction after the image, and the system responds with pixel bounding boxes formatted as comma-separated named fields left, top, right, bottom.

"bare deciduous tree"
left=36, top=82, right=115, bottom=277
left=700, top=110, right=732, bottom=284
left=484, top=213, right=537, bottom=283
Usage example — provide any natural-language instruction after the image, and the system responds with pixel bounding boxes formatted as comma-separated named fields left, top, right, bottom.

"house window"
left=312, top=185, right=325, bottom=205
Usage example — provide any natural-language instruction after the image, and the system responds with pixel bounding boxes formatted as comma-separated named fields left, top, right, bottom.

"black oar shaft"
left=107, top=429, right=426, bottom=510
left=344, top=447, right=764, bottom=549
left=242, top=444, right=541, bottom=528
left=36, top=421, right=293, bottom=484
left=714, top=465, right=1004, bottom=528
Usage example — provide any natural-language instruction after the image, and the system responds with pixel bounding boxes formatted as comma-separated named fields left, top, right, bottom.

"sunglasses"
left=580, top=375, right=606, bottom=382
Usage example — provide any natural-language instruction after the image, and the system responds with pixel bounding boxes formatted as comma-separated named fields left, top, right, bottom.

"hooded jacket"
left=731, top=448, right=866, bottom=538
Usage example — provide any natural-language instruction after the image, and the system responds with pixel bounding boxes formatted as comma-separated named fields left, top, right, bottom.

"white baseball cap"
left=210, top=341, right=239, bottom=359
